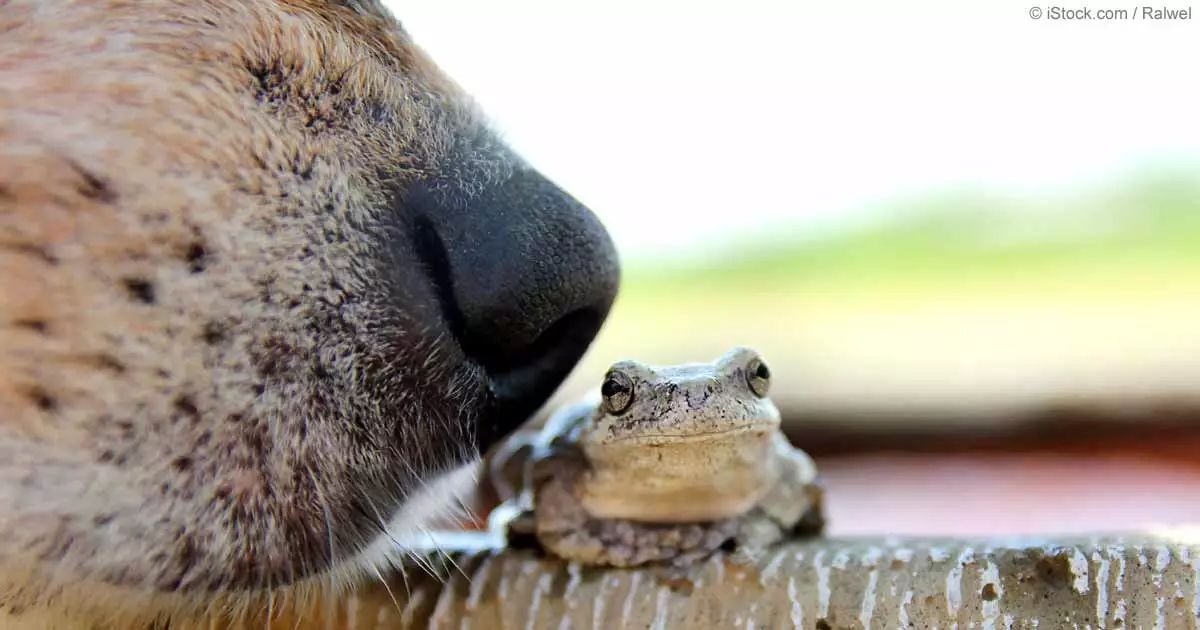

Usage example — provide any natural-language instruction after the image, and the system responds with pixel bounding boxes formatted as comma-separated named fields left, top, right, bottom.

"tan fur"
left=0, top=1, right=536, bottom=626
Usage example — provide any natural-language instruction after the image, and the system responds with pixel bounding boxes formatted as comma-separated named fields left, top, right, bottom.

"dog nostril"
left=489, top=307, right=603, bottom=399
left=474, top=306, right=606, bottom=449
left=408, top=214, right=469, bottom=347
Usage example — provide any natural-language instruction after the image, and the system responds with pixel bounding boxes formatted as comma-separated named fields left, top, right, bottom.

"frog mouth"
left=605, top=424, right=773, bottom=446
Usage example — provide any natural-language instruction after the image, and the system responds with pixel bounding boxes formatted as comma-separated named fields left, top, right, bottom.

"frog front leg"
left=532, top=458, right=739, bottom=567
left=482, top=428, right=542, bottom=548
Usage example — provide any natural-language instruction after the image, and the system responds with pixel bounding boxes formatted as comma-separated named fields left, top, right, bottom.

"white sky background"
left=389, top=0, right=1200, bottom=266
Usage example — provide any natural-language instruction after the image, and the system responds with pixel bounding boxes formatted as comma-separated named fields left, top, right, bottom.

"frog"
left=483, top=347, right=825, bottom=567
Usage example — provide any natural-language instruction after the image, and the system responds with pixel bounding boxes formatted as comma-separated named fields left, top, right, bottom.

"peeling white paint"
left=591, top=570, right=613, bottom=629
left=650, top=586, right=671, bottom=630
left=815, top=549, right=831, bottom=619
left=743, top=602, right=759, bottom=630
left=1155, top=546, right=1171, bottom=571
left=1113, top=599, right=1127, bottom=626
left=369, top=537, right=1200, bottom=629
left=788, top=575, right=804, bottom=629
left=432, top=574, right=459, bottom=627
left=400, top=587, right=427, bottom=628
left=1062, top=547, right=1089, bottom=595
left=564, top=562, right=582, bottom=604
left=524, top=573, right=552, bottom=630
left=1092, top=549, right=1109, bottom=626
left=860, top=565, right=879, bottom=630
left=946, top=547, right=972, bottom=618
left=762, top=548, right=788, bottom=581
left=1191, top=550, right=1200, bottom=625
left=466, top=555, right=494, bottom=611
left=898, top=590, right=913, bottom=628
left=620, top=571, right=642, bottom=626
left=710, top=554, right=726, bottom=585
left=1114, top=547, right=1127, bottom=593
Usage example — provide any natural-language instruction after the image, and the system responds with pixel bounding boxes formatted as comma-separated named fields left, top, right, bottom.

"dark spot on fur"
left=227, top=413, right=244, bottom=424
left=93, top=513, right=115, bottom=526
left=13, top=318, right=48, bottom=334
left=201, top=321, right=225, bottom=345
left=981, top=582, right=998, bottom=601
left=293, top=155, right=314, bottom=180
left=26, top=386, right=56, bottom=411
left=174, top=535, right=199, bottom=586
left=67, top=159, right=117, bottom=203
left=173, top=395, right=199, bottom=420
left=122, top=277, right=156, bottom=304
left=4, top=242, right=58, bottom=265
left=171, top=456, right=193, bottom=472
left=98, top=450, right=116, bottom=464
left=195, top=431, right=212, bottom=448
left=247, top=427, right=270, bottom=459
left=184, top=240, right=208, bottom=273
left=93, top=354, right=126, bottom=373
left=247, top=62, right=291, bottom=109
left=36, top=526, right=76, bottom=562
left=313, top=361, right=330, bottom=380
left=815, top=620, right=832, bottom=630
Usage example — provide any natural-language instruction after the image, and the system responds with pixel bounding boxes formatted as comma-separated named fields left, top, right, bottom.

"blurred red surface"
left=821, top=453, right=1200, bottom=536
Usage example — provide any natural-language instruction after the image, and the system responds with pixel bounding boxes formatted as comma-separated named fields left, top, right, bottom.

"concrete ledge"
left=261, top=534, right=1200, bottom=629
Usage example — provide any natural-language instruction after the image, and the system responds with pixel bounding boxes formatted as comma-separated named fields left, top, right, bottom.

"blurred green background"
left=561, top=171, right=1200, bottom=425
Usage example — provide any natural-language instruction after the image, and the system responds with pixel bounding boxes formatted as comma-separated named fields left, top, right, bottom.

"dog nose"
left=404, top=163, right=619, bottom=446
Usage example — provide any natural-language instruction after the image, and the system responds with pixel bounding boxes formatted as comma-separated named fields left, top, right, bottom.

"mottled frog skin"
left=485, top=347, right=824, bottom=567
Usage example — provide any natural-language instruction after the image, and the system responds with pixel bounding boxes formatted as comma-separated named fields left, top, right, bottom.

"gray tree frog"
left=484, top=347, right=824, bottom=567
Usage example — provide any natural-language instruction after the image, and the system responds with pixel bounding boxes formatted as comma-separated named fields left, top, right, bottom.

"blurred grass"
left=620, top=172, right=1200, bottom=307
left=554, top=171, right=1200, bottom=419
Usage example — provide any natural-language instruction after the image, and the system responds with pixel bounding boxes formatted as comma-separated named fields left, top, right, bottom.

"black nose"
left=404, top=162, right=619, bottom=446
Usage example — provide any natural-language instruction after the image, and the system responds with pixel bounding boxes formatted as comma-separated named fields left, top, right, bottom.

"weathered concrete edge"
left=272, top=534, right=1200, bottom=629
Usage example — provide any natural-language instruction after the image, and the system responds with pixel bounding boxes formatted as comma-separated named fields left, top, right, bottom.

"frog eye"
left=745, top=357, right=770, bottom=398
left=600, top=369, right=634, bottom=415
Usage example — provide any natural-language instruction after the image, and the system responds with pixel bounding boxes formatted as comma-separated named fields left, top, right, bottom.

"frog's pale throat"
left=580, top=426, right=782, bottom=522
